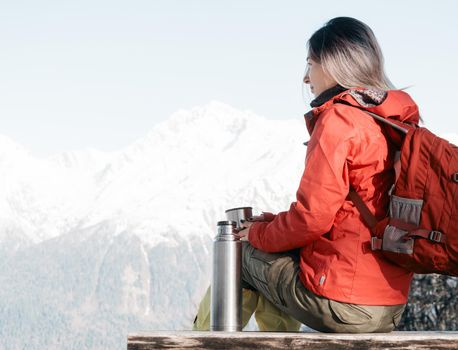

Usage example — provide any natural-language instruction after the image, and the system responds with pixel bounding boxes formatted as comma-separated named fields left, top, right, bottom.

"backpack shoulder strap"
left=334, top=100, right=410, bottom=135
left=334, top=101, right=406, bottom=234
left=361, top=110, right=409, bottom=135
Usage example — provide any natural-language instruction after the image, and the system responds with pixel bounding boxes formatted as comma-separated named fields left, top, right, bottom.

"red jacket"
left=248, top=88, right=419, bottom=305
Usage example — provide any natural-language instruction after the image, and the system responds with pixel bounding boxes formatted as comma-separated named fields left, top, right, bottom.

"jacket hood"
left=305, top=88, right=420, bottom=138
left=306, top=88, right=420, bottom=124
left=339, top=89, right=420, bottom=124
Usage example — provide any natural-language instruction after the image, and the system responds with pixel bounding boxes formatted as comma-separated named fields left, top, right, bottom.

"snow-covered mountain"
left=0, top=102, right=307, bottom=349
left=1, top=103, right=457, bottom=349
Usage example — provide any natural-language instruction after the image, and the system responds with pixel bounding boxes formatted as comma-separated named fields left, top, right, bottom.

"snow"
left=1, top=102, right=456, bottom=349
left=0, top=101, right=306, bottom=349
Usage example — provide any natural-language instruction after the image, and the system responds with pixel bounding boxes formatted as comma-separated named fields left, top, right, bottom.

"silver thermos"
left=210, top=207, right=253, bottom=332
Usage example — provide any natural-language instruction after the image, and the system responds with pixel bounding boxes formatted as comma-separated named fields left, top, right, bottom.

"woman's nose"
left=303, top=68, right=310, bottom=84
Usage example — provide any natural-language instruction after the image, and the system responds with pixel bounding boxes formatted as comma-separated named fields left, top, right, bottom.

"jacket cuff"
left=262, top=212, right=276, bottom=222
left=248, top=221, right=268, bottom=250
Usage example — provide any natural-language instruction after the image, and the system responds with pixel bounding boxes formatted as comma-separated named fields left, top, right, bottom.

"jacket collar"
left=310, top=85, right=348, bottom=108
left=304, top=87, right=420, bottom=135
left=304, top=87, right=349, bottom=134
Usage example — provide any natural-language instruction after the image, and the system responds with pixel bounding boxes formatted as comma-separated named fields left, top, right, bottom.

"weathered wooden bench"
left=127, top=331, right=458, bottom=349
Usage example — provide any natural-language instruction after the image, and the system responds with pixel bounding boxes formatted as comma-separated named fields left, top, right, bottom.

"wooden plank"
left=127, top=331, right=458, bottom=350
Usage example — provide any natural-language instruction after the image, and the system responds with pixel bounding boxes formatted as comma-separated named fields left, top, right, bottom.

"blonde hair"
left=307, top=17, right=395, bottom=90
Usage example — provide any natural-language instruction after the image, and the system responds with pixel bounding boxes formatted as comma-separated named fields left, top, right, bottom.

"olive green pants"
left=192, top=286, right=302, bottom=331
left=240, top=242, right=406, bottom=333
left=193, top=242, right=406, bottom=333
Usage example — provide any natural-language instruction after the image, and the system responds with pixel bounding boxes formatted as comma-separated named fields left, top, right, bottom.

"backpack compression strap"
left=348, top=189, right=385, bottom=250
left=348, top=189, right=377, bottom=231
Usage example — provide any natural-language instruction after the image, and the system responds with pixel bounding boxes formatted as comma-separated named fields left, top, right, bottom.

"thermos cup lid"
left=224, top=207, right=253, bottom=213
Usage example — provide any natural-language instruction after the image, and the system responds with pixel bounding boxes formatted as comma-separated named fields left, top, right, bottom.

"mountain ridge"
left=1, top=102, right=457, bottom=349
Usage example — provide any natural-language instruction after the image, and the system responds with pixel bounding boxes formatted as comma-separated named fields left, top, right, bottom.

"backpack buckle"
left=371, top=237, right=383, bottom=250
left=429, top=230, right=442, bottom=243
left=453, top=173, right=458, bottom=183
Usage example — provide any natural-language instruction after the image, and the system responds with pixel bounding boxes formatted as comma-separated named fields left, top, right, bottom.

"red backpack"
left=349, top=110, right=458, bottom=276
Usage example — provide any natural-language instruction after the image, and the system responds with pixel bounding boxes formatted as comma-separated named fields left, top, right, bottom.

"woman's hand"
left=236, top=212, right=275, bottom=241
left=237, top=222, right=254, bottom=241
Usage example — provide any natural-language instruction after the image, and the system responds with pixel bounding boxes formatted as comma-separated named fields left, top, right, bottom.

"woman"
left=195, top=16, right=417, bottom=333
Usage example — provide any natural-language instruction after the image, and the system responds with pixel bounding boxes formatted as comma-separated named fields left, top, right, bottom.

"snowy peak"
left=136, top=100, right=262, bottom=154
left=166, top=100, right=256, bottom=130
left=0, top=102, right=306, bottom=246
left=2, top=102, right=457, bottom=247
left=49, top=149, right=113, bottom=172
left=1, top=104, right=457, bottom=350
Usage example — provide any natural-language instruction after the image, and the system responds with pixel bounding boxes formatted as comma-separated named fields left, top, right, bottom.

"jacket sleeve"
left=248, top=107, right=357, bottom=253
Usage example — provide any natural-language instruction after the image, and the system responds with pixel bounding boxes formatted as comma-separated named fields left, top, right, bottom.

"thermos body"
left=210, top=221, right=242, bottom=332
left=210, top=207, right=253, bottom=332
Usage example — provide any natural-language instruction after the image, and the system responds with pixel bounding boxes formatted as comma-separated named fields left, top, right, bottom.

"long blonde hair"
left=307, top=17, right=395, bottom=90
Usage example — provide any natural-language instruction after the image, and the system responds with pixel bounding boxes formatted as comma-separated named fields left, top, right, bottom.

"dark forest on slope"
left=398, top=274, right=457, bottom=330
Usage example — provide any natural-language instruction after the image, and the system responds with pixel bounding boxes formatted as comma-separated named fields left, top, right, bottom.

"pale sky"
left=1, top=0, right=457, bottom=155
